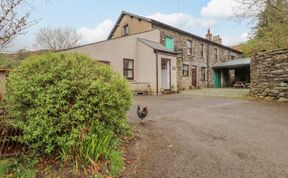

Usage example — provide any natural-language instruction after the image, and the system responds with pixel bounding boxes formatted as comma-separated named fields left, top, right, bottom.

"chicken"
left=137, top=105, right=148, bottom=122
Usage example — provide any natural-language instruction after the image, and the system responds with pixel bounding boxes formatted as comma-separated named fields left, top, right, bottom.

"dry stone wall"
left=250, top=49, right=288, bottom=102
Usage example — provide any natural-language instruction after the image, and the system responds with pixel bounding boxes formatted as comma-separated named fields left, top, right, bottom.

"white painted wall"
left=64, top=30, right=177, bottom=94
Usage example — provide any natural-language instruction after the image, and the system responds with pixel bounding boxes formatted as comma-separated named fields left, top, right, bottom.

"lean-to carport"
left=213, top=58, right=251, bottom=88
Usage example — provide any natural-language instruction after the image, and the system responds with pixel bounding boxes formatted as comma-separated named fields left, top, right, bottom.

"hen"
left=137, top=105, right=148, bottom=122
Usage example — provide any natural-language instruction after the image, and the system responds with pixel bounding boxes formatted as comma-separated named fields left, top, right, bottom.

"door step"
left=162, top=90, right=179, bottom=95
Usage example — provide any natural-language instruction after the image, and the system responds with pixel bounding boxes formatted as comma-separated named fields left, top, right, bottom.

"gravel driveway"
left=122, top=93, right=288, bottom=178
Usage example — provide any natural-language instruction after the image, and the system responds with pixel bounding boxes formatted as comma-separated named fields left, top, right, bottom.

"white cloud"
left=222, top=32, right=249, bottom=46
left=201, top=0, right=236, bottom=18
left=201, top=0, right=260, bottom=19
left=78, top=19, right=114, bottom=44
left=147, top=13, right=216, bottom=30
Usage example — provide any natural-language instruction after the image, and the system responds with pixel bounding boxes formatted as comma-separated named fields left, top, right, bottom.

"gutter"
left=212, top=64, right=250, bottom=69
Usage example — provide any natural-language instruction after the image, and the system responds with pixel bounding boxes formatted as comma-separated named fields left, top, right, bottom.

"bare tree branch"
left=0, top=0, right=37, bottom=51
left=34, top=26, right=82, bottom=51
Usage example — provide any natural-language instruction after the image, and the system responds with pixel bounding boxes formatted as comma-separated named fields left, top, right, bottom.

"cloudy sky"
left=9, top=0, right=252, bottom=52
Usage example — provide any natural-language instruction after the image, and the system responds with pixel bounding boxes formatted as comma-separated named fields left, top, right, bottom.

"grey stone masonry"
left=250, top=49, right=288, bottom=102
left=152, top=25, right=242, bottom=89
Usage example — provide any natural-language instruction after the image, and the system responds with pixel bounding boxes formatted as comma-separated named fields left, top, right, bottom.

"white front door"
left=161, top=59, right=171, bottom=90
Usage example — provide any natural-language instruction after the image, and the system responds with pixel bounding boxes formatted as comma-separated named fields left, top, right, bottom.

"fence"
left=0, top=116, right=22, bottom=158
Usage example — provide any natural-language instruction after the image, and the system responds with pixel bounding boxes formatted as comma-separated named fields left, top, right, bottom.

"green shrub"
left=5, top=52, right=132, bottom=156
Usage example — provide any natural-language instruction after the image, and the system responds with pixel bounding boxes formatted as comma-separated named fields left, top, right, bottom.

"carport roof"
left=213, top=58, right=251, bottom=69
left=138, top=38, right=177, bottom=55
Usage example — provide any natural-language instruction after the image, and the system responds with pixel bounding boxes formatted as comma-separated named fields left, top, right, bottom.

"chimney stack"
left=213, top=35, right=222, bottom=44
left=206, top=28, right=212, bottom=41
left=206, top=28, right=222, bottom=44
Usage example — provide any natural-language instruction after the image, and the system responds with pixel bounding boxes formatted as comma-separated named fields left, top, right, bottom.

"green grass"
left=182, top=88, right=250, bottom=98
left=0, top=157, right=38, bottom=178
left=0, top=159, right=10, bottom=177
left=17, top=168, right=37, bottom=178
left=109, top=151, right=124, bottom=177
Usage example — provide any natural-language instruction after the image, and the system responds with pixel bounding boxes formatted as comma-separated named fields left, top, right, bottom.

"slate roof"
left=213, top=58, right=251, bottom=69
left=108, top=11, right=242, bottom=54
left=138, top=38, right=177, bottom=54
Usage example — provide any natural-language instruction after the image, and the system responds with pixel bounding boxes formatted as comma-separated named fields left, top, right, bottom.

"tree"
left=34, top=26, right=82, bottom=51
left=0, top=0, right=37, bottom=51
left=235, top=0, right=288, bottom=56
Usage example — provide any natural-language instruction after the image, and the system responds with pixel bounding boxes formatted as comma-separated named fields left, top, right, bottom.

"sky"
left=8, top=0, right=253, bottom=52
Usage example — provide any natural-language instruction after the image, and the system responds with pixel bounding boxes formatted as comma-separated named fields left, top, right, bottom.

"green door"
left=165, top=37, right=174, bottom=50
left=214, top=69, right=221, bottom=88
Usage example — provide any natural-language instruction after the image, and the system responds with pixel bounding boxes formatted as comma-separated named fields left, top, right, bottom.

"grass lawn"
left=181, top=88, right=250, bottom=98
left=0, top=159, right=9, bottom=177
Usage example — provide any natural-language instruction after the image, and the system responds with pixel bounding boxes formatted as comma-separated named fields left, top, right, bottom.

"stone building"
left=108, top=11, right=243, bottom=89
left=64, top=11, right=243, bottom=94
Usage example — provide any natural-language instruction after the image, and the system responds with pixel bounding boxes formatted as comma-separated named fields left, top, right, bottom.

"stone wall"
left=250, top=49, right=288, bottom=102
left=152, top=25, right=242, bottom=89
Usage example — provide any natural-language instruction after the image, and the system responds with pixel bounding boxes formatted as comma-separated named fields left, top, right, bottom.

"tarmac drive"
left=122, top=93, right=288, bottom=178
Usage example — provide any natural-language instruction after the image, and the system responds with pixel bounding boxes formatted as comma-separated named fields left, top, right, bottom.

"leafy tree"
left=236, top=0, right=288, bottom=56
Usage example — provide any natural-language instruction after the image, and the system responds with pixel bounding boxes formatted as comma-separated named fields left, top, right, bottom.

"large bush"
left=5, top=53, right=132, bottom=155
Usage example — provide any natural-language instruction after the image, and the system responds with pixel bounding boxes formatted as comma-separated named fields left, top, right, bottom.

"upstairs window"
left=231, top=55, right=236, bottom=60
left=201, top=67, right=206, bottom=81
left=183, top=64, right=189, bottom=77
left=214, top=48, right=218, bottom=60
left=187, top=40, right=192, bottom=55
left=165, top=36, right=174, bottom=50
left=123, top=59, right=134, bottom=80
left=123, top=24, right=129, bottom=36
left=201, top=44, right=204, bottom=57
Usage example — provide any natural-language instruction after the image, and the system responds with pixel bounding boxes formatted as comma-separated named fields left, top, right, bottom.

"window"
left=183, top=64, right=189, bottom=76
left=214, top=48, right=218, bottom=60
left=201, top=67, right=206, bottom=81
left=201, top=44, right=204, bottom=57
left=187, top=40, right=192, bottom=55
left=161, top=61, right=167, bottom=70
left=165, top=36, right=174, bottom=50
left=123, top=24, right=129, bottom=36
left=231, top=55, right=236, bottom=60
left=123, top=59, right=134, bottom=80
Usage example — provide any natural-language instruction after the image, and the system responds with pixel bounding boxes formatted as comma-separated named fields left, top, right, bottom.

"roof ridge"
left=115, top=11, right=241, bottom=53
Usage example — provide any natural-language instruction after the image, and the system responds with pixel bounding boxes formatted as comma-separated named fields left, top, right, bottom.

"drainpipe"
left=155, top=50, right=159, bottom=95
left=207, top=42, right=211, bottom=87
